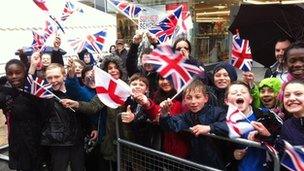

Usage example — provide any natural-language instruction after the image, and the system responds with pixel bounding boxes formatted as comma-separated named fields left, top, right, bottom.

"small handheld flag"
left=148, top=5, right=182, bottom=43
left=142, top=45, right=203, bottom=92
left=226, top=105, right=254, bottom=138
left=281, top=141, right=304, bottom=171
left=231, top=31, right=253, bottom=72
left=94, top=66, right=131, bottom=109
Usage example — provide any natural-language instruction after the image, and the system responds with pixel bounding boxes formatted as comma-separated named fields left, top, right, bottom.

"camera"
left=84, top=136, right=97, bottom=154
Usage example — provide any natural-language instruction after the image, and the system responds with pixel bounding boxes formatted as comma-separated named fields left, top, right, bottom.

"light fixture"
left=214, top=5, right=227, bottom=9
left=244, top=0, right=304, bottom=4
left=196, top=10, right=230, bottom=16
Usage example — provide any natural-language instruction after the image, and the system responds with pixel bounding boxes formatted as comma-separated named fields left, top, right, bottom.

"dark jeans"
left=49, top=144, right=85, bottom=171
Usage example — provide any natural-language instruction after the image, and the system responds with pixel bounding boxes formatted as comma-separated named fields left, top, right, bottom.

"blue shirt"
left=238, top=112, right=267, bottom=171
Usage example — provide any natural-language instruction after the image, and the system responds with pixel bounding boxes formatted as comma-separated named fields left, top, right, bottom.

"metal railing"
left=115, top=114, right=281, bottom=171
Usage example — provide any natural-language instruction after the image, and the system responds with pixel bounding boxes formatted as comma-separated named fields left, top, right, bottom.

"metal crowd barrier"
left=115, top=114, right=280, bottom=171
left=115, top=113, right=220, bottom=171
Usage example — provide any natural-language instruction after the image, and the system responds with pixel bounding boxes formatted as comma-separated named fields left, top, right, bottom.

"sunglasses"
left=176, top=47, right=189, bottom=51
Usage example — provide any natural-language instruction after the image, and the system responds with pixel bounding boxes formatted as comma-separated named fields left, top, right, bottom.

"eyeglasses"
left=176, top=47, right=189, bottom=51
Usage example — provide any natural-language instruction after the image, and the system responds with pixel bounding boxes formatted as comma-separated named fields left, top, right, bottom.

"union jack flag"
left=109, top=0, right=142, bottom=19
left=43, top=20, right=53, bottom=39
left=32, top=31, right=46, bottom=51
left=231, top=33, right=253, bottom=72
left=33, top=0, right=49, bottom=12
left=281, top=141, right=304, bottom=171
left=69, top=30, right=107, bottom=54
left=61, top=1, right=74, bottom=21
left=61, top=1, right=83, bottom=21
left=263, top=142, right=279, bottom=156
left=142, top=45, right=203, bottom=91
left=226, top=105, right=254, bottom=138
left=149, top=5, right=182, bottom=43
left=23, top=74, right=53, bottom=98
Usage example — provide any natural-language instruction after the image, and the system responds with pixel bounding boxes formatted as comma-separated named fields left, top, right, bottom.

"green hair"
left=258, top=78, right=281, bottom=95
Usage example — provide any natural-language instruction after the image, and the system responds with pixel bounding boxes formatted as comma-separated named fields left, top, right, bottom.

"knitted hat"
left=213, top=62, right=238, bottom=81
left=258, top=77, right=281, bottom=95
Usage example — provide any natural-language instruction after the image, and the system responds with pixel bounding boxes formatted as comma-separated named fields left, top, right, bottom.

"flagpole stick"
left=171, top=78, right=194, bottom=100
left=33, top=80, right=76, bottom=112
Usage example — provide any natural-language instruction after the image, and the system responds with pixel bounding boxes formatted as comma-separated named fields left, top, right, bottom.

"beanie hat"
left=213, top=62, right=238, bottom=81
left=258, top=77, right=281, bottom=95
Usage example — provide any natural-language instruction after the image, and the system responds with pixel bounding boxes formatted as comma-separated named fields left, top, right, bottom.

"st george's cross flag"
left=231, top=32, right=253, bottom=72
left=94, top=66, right=131, bottom=109
left=148, top=5, right=182, bottom=43
left=281, top=141, right=304, bottom=171
left=142, top=45, right=203, bottom=91
left=226, top=104, right=254, bottom=138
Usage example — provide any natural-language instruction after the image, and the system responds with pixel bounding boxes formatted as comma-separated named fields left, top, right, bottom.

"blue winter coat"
left=160, top=104, right=228, bottom=169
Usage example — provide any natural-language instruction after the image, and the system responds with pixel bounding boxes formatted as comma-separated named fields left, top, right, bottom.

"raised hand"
left=147, top=33, right=158, bottom=44
left=132, top=33, right=143, bottom=45
left=159, top=98, right=172, bottom=115
left=133, top=93, right=150, bottom=107
left=28, top=52, right=42, bottom=74
left=121, top=105, right=135, bottom=123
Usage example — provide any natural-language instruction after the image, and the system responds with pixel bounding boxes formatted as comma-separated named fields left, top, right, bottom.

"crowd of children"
left=0, top=33, right=304, bottom=171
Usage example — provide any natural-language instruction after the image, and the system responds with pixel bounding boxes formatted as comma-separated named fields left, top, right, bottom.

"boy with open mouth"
left=225, top=81, right=282, bottom=171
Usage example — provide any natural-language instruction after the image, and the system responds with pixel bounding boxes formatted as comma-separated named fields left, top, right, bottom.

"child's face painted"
left=226, top=84, right=252, bottom=114
left=286, top=48, right=304, bottom=79
left=184, top=88, right=208, bottom=113
left=214, top=68, right=231, bottom=89
left=130, top=79, right=148, bottom=95
left=45, top=67, right=65, bottom=91
left=283, top=83, right=304, bottom=117
left=6, top=64, right=25, bottom=88
left=260, top=86, right=276, bottom=109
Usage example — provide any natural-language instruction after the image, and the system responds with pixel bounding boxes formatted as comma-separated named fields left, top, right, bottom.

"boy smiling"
left=159, top=79, right=228, bottom=169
